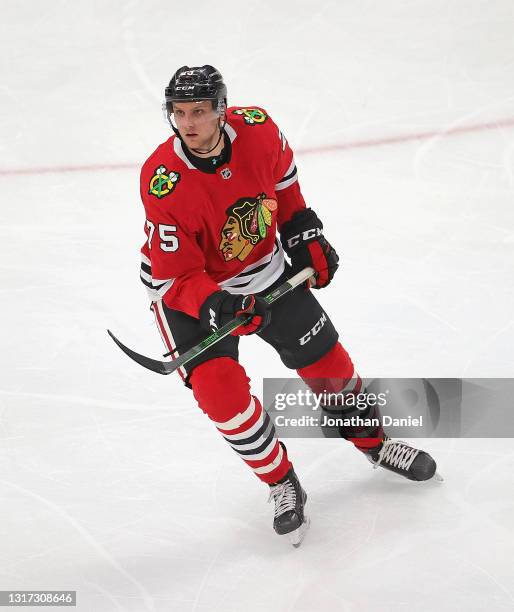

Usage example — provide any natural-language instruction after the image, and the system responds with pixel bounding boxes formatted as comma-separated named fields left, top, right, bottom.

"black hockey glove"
left=280, top=208, right=339, bottom=288
left=199, top=290, right=271, bottom=336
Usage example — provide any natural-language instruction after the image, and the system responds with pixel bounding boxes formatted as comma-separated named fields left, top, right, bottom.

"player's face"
left=173, top=101, right=221, bottom=151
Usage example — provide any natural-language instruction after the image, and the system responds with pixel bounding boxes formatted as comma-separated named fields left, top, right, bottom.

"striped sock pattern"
left=212, top=396, right=291, bottom=484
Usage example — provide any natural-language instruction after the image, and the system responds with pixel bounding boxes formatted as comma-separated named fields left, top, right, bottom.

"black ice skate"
left=268, top=468, right=310, bottom=547
left=366, top=436, right=443, bottom=482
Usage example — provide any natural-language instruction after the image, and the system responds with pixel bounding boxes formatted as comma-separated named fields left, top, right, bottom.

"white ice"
left=1, top=1, right=514, bottom=610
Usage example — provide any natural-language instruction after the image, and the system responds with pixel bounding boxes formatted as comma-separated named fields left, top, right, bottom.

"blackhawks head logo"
left=219, top=193, right=277, bottom=262
left=232, top=108, right=268, bottom=125
left=148, top=165, right=180, bottom=199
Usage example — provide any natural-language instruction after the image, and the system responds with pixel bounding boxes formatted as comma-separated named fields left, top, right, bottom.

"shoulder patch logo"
left=148, top=165, right=180, bottom=199
left=232, top=108, right=268, bottom=126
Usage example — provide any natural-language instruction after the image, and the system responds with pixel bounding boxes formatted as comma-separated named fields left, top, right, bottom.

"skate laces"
left=373, top=438, right=419, bottom=471
left=268, top=480, right=297, bottom=518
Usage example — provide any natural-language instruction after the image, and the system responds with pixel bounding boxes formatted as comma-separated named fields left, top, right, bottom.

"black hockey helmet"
left=164, top=65, right=227, bottom=115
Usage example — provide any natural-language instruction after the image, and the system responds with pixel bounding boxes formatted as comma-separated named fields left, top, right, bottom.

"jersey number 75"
left=145, top=220, right=179, bottom=252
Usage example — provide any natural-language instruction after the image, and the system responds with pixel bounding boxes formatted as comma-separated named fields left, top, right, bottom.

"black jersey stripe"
left=140, top=274, right=168, bottom=291
left=140, top=261, right=152, bottom=275
left=233, top=261, right=270, bottom=279
left=232, top=241, right=279, bottom=279
left=278, top=165, right=297, bottom=185
left=224, top=279, right=252, bottom=289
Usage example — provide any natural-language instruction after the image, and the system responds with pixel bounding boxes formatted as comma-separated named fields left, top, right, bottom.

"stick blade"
left=107, top=329, right=173, bottom=376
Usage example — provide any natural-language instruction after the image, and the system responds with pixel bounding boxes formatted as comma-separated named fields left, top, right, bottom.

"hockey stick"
left=107, top=266, right=315, bottom=376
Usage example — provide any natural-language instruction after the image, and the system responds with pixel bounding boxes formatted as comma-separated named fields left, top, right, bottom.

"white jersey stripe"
left=153, top=300, right=187, bottom=380
left=173, top=137, right=196, bottom=169
left=140, top=269, right=174, bottom=288
left=144, top=279, right=175, bottom=301
left=222, top=241, right=279, bottom=280
left=224, top=123, right=237, bottom=143
left=275, top=173, right=298, bottom=191
left=221, top=243, right=285, bottom=295
left=140, top=269, right=153, bottom=283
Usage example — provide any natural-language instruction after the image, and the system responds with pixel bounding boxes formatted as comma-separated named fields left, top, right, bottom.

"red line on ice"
left=297, top=116, right=514, bottom=155
left=2, top=117, right=514, bottom=177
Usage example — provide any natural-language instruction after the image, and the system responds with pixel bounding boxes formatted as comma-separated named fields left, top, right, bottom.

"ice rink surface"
left=1, top=0, right=514, bottom=610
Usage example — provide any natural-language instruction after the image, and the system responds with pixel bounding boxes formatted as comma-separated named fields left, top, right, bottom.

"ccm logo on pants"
left=299, top=312, right=327, bottom=345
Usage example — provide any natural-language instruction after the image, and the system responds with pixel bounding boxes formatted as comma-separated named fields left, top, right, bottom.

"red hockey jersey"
left=139, top=106, right=306, bottom=318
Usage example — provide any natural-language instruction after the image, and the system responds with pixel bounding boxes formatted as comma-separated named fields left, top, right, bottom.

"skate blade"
left=288, top=517, right=310, bottom=548
left=434, top=471, right=444, bottom=482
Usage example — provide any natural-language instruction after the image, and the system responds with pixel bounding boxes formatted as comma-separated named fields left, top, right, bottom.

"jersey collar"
left=173, top=123, right=238, bottom=172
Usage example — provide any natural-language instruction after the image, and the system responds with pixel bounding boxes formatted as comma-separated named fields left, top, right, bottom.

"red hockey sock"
left=296, top=341, right=358, bottom=393
left=297, top=342, right=384, bottom=452
left=190, top=357, right=292, bottom=483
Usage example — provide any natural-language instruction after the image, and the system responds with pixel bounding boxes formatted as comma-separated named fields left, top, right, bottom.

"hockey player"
left=139, top=65, right=438, bottom=546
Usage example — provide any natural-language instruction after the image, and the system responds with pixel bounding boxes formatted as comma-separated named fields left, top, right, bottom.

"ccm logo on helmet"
left=286, top=227, right=322, bottom=249
left=175, top=85, right=195, bottom=91
left=299, top=312, right=327, bottom=345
